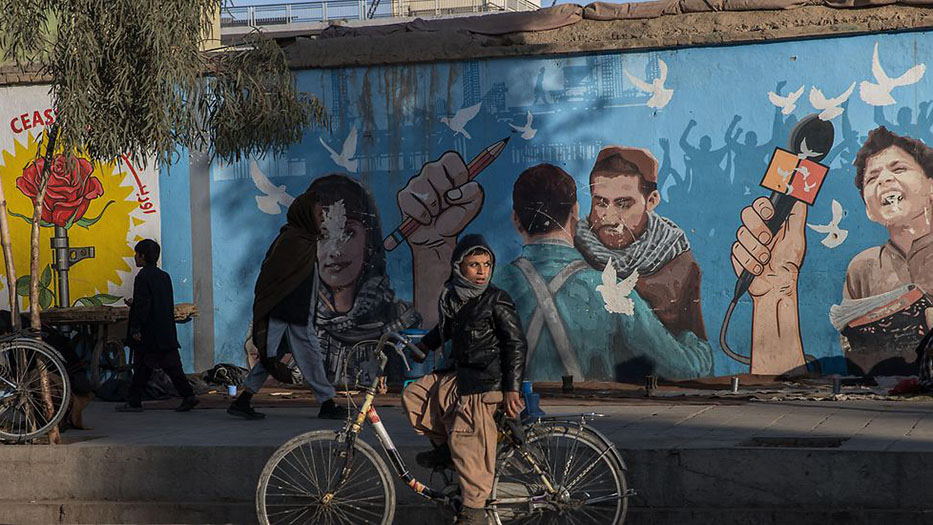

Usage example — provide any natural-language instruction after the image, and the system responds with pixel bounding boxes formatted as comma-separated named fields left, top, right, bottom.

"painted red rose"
left=16, top=155, right=104, bottom=228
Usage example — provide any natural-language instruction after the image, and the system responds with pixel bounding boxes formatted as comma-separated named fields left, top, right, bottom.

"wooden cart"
left=38, top=303, right=199, bottom=388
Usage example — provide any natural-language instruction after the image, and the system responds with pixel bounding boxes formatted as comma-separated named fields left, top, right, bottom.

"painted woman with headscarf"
left=310, top=174, right=420, bottom=383
left=227, top=189, right=347, bottom=420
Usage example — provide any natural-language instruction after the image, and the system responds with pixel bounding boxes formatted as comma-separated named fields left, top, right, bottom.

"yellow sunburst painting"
left=0, top=133, right=149, bottom=310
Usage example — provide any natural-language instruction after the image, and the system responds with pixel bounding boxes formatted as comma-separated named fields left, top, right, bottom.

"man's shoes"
left=318, top=399, right=348, bottom=420
left=175, top=396, right=200, bottom=412
left=227, top=396, right=265, bottom=420
left=416, top=442, right=454, bottom=470
left=115, top=403, right=143, bottom=413
left=456, top=507, right=490, bottom=524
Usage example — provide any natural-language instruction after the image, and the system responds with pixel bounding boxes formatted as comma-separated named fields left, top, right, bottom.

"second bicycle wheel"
left=256, top=430, right=396, bottom=525
left=490, top=422, right=629, bottom=524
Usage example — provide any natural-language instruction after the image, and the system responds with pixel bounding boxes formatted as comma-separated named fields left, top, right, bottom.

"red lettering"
left=32, top=110, right=44, bottom=126
left=10, top=117, right=22, bottom=134
left=43, top=109, right=55, bottom=126
left=19, top=113, right=30, bottom=130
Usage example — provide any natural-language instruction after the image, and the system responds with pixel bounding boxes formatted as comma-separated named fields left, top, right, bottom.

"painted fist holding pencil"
left=394, top=151, right=485, bottom=250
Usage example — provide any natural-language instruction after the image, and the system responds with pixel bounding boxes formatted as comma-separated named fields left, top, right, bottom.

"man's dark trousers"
left=127, top=344, right=194, bottom=406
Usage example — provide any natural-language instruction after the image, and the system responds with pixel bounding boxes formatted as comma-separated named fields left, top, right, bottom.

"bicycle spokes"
left=263, top=435, right=392, bottom=524
left=492, top=425, right=628, bottom=524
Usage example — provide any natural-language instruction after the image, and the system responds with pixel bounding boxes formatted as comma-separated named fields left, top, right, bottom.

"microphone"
left=732, top=114, right=835, bottom=303
left=721, top=114, right=834, bottom=365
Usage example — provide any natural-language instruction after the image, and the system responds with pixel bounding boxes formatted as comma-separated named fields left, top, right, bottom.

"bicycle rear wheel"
left=256, top=430, right=396, bottom=525
left=0, top=338, right=71, bottom=443
left=491, top=423, right=628, bottom=524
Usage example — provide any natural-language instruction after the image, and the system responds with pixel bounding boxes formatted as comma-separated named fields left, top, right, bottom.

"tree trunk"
left=29, top=123, right=60, bottom=444
left=29, top=123, right=59, bottom=332
left=0, top=178, right=19, bottom=330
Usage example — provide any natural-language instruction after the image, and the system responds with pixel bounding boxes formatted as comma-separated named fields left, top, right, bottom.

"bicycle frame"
left=324, top=332, right=630, bottom=513
left=325, top=333, right=568, bottom=505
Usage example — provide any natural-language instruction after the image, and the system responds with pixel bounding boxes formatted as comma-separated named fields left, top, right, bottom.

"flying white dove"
left=809, top=82, right=856, bottom=121
left=440, top=103, right=482, bottom=139
left=860, top=42, right=927, bottom=106
left=623, top=58, right=674, bottom=109
left=807, top=199, right=849, bottom=249
left=797, top=137, right=822, bottom=160
left=596, top=258, right=639, bottom=316
left=777, top=166, right=794, bottom=183
left=795, top=165, right=811, bottom=179
left=802, top=180, right=817, bottom=193
left=768, top=85, right=805, bottom=115
left=250, top=161, right=294, bottom=215
left=509, top=111, right=537, bottom=140
left=320, top=126, right=359, bottom=173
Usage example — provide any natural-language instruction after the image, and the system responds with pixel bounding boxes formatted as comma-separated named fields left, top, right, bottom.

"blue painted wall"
left=187, top=30, right=933, bottom=379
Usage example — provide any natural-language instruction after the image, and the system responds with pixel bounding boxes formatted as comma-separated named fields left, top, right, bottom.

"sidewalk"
left=3, top=387, right=933, bottom=524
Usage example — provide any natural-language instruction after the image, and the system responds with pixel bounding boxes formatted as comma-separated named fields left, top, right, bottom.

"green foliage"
left=73, top=293, right=121, bottom=307
left=15, top=264, right=55, bottom=309
left=0, top=1, right=327, bottom=168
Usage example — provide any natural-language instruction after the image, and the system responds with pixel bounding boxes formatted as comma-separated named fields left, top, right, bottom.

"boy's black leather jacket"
left=421, top=285, right=527, bottom=395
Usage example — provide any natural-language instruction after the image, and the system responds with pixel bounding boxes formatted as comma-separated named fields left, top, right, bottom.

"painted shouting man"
left=574, top=146, right=713, bottom=379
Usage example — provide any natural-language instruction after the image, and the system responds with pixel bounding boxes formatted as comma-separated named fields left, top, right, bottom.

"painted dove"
left=320, top=126, right=359, bottom=173
left=768, top=85, right=805, bottom=115
left=807, top=199, right=849, bottom=249
left=250, top=161, right=294, bottom=215
left=440, top=103, right=482, bottom=139
left=860, top=42, right=926, bottom=106
left=509, top=110, right=537, bottom=140
left=596, top=258, right=639, bottom=316
left=624, top=58, right=674, bottom=109
left=809, top=82, right=856, bottom=121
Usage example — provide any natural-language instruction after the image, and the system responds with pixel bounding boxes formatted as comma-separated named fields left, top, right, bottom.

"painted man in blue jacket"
left=494, top=163, right=712, bottom=381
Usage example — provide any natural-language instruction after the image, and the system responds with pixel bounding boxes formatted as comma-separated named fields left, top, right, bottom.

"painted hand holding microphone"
left=721, top=114, right=835, bottom=375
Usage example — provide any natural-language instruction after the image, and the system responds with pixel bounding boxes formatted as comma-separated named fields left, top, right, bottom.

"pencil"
left=383, top=136, right=511, bottom=251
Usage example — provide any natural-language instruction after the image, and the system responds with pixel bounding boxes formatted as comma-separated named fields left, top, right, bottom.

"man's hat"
left=591, top=146, right=659, bottom=184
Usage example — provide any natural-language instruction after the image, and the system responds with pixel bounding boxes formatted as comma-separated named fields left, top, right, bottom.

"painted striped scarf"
left=574, top=212, right=690, bottom=277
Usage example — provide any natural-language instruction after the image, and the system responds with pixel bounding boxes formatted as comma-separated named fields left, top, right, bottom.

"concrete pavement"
left=3, top=392, right=933, bottom=524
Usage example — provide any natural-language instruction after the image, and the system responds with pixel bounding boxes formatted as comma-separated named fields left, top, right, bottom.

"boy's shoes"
left=227, top=395, right=265, bottom=420
left=318, top=399, right=348, bottom=420
left=115, top=403, right=143, bottom=413
left=415, top=442, right=454, bottom=470
left=456, top=507, right=491, bottom=525
left=175, top=396, right=200, bottom=412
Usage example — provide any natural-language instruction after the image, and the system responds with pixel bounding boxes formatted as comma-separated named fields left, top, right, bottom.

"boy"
left=117, top=239, right=198, bottom=412
left=402, top=234, right=527, bottom=525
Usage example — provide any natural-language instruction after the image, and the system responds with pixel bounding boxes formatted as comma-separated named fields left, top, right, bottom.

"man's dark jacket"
left=128, top=265, right=179, bottom=352
left=421, top=235, right=527, bottom=396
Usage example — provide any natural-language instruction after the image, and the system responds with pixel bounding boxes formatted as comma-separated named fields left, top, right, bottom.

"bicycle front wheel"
left=0, top=338, right=71, bottom=443
left=491, top=423, right=628, bottom=524
left=256, top=430, right=396, bottom=525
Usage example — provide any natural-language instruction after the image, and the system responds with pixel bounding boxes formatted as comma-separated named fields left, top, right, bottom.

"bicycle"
left=0, top=334, right=72, bottom=442
left=256, top=330, right=633, bottom=524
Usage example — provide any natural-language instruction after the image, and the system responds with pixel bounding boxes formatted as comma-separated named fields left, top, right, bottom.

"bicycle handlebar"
left=374, top=332, right=426, bottom=372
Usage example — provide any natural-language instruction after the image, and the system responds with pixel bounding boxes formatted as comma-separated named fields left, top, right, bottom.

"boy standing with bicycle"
left=402, top=234, right=527, bottom=525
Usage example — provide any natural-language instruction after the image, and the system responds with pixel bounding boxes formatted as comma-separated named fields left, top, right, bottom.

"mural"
left=0, top=85, right=161, bottom=311
left=199, top=31, right=933, bottom=381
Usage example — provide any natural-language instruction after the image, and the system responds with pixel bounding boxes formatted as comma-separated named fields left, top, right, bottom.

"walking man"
left=118, top=239, right=198, bottom=412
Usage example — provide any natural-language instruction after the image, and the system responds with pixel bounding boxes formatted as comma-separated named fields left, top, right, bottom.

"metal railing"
left=221, top=0, right=539, bottom=26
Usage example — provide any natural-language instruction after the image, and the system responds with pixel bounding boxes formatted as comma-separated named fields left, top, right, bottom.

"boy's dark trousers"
left=127, top=342, right=194, bottom=407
